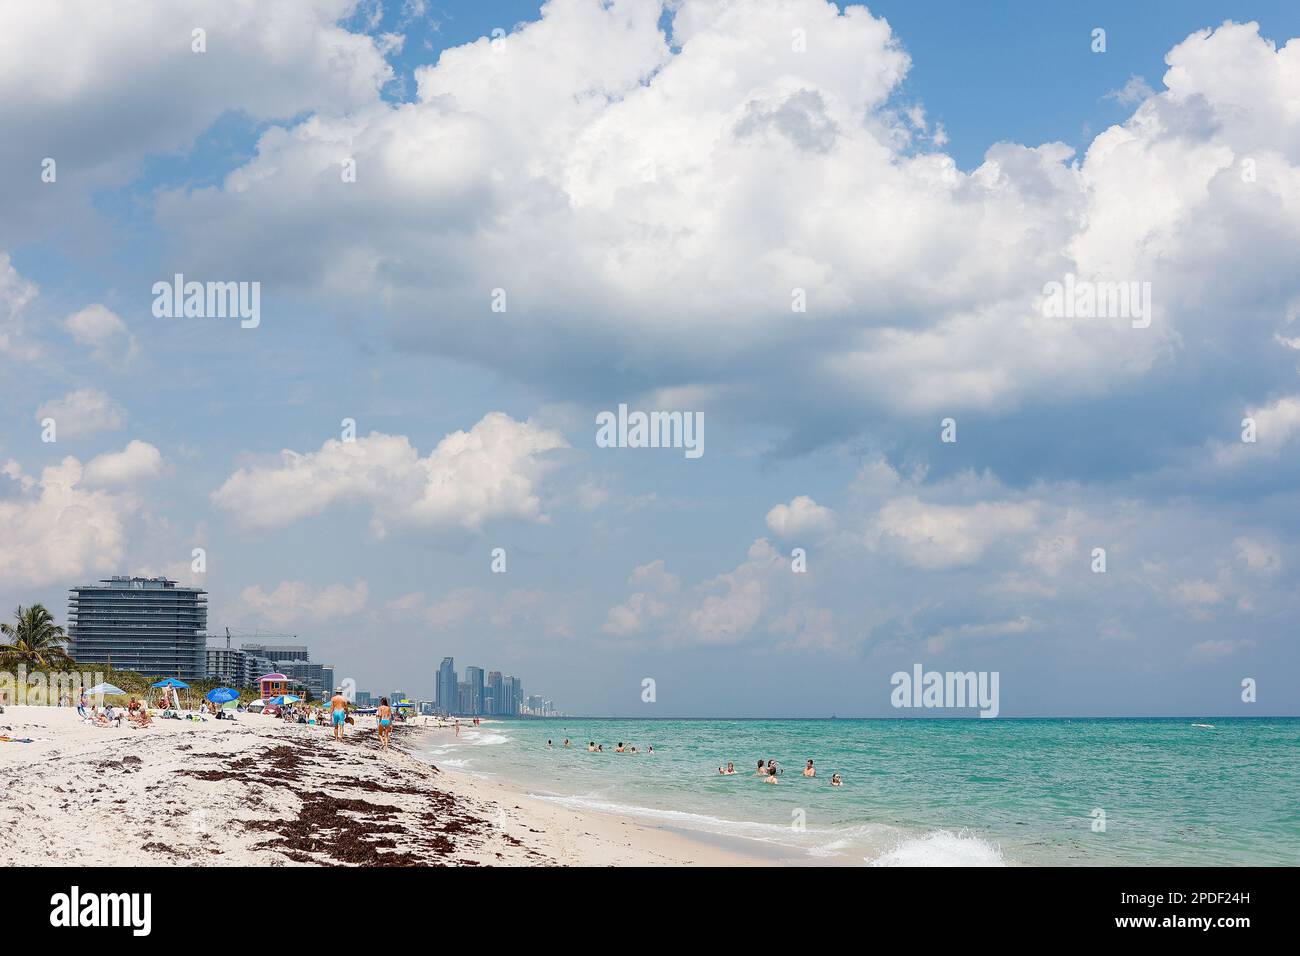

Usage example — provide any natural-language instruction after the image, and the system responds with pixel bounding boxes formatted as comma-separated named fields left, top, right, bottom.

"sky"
left=2, top=0, right=1299, bottom=717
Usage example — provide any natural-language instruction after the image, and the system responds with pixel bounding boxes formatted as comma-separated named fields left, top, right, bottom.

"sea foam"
left=868, top=829, right=1006, bottom=867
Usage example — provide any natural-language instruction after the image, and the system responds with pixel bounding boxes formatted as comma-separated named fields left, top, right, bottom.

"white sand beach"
left=0, top=706, right=758, bottom=867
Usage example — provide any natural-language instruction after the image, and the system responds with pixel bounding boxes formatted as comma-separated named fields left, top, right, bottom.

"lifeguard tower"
left=258, top=673, right=290, bottom=699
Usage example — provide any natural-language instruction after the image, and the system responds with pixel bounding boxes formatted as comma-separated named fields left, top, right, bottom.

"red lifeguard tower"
left=257, top=673, right=290, bottom=699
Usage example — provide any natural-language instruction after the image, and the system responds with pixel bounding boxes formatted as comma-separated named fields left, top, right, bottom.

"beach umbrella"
left=268, top=694, right=301, bottom=705
left=86, top=682, right=125, bottom=698
left=206, top=687, right=239, bottom=704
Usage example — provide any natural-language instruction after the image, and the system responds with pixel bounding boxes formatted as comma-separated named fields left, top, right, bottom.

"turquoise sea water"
left=415, top=717, right=1300, bottom=865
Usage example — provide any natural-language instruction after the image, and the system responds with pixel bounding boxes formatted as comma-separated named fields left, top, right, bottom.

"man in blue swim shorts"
left=329, top=686, right=349, bottom=741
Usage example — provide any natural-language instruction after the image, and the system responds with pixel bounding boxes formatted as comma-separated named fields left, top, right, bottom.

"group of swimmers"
left=719, top=758, right=843, bottom=786
left=583, top=740, right=653, bottom=754
left=541, top=738, right=656, bottom=754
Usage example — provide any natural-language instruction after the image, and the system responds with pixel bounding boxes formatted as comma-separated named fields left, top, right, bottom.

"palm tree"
left=0, top=604, right=74, bottom=670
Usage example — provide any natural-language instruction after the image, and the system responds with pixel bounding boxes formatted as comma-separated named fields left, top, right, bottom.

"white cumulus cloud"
left=765, top=495, right=835, bottom=539
left=35, top=388, right=126, bottom=439
left=212, top=412, right=567, bottom=534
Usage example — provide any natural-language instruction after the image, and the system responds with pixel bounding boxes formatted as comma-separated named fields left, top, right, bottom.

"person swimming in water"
left=615, top=742, right=625, bottom=753
left=763, top=766, right=780, bottom=784
left=755, top=759, right=767, bottom=776
left=802, top=759, right=816, bottom=777
left=588, top=741, right=596, bottom=752
left=564, top=738, right=571, bottom=748
left=831, top=773, right=843, bottom=787
left=376, top=697, right=392, bottom=751
left=547, top=739, right=553, bottom=748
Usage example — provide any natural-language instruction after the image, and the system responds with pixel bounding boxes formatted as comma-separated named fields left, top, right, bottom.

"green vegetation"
left=0, top=604, right=73, bottom=670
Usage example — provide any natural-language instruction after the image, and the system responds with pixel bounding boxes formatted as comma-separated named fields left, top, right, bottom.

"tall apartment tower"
left=436, top=657, right=458, bottom=715
left=68, top=576, right=207, bottom=681
left=465, top=666, right=485, bottom=716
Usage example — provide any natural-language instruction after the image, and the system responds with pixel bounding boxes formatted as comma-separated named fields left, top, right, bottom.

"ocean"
left=414, top=716, right=1300, bottom=865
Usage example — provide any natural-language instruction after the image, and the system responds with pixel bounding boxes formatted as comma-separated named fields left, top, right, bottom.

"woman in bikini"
left=377, top=697, right=393, bottom=751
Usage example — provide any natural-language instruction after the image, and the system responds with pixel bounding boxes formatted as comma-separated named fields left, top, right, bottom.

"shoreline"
left=0, top=706, right=765, bottom=866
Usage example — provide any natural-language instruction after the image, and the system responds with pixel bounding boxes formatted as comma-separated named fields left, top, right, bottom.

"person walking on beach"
left=330, top=687, right=348, bottom=741
left=77, top=686, right=88, bottom=719
left=377, top=697, right=393, bottom=751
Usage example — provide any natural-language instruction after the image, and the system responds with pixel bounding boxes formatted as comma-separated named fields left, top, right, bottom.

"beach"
left=5, top=708, right=1296, bottom=867
left=0, top=706, right=758, bottom=867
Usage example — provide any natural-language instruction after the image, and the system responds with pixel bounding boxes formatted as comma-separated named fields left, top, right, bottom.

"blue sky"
left=2, top=0, right=1299, bottom=716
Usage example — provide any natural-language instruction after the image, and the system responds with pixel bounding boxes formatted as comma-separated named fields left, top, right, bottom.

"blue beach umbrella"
left=268, top=694, right=301, bottom=706
left=206, top=687, right=239, bottom=704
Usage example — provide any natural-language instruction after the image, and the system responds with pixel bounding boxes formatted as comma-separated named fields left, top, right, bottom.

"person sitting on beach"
left=831, top=773, right=843, bottom=787
left=803, top=760, right=816, bottom=778
left=377, top=698, right=393, bottom=751
left=764, top=766, right=780, bottom=784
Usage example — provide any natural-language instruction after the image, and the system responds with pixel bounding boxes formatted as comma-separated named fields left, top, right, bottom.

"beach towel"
left=0, top=736, right=35, bottom=743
